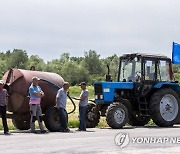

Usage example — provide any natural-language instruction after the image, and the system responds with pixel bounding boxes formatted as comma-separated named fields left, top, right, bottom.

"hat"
left=79, top=82, right=86, bottom=86
left=32, top=77, right=40, bottom=81
left=0, top=80, right=4, bottom=85
left=63, top=82, right=69, bottom=86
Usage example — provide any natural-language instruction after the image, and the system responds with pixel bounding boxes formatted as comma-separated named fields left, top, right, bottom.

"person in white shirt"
left=75, top=82, right=88, bottom=131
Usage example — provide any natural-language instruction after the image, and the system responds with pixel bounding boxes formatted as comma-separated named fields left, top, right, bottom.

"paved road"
left=0, top=126, right=180, bottom=154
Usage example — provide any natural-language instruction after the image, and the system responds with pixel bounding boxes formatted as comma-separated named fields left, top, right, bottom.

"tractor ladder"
left=137, top=97, right=149, bottom=116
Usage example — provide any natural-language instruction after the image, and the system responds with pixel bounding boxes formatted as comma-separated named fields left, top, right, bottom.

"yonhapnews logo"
left=114, top=132, right=130, bottom=148
left=115, top=132, right=180, bottom=148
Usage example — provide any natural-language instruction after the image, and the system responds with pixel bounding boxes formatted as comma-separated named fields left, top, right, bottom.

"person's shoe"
left=82, top=129, right=86, bottom=131
left=4, top=132, right=11, bottom=135
left=76, top=129, right=82, bottom=131
left=31, top=130, right=38, bottom=134
left=63, top=128, right=70, bottom=132
left=41, top=130, right=48, bottom=134
left=59, top=129, right=66, bottom=132
left=65, top=128, right=70, bottom=132
left=59, top=128, right=70, bottom=132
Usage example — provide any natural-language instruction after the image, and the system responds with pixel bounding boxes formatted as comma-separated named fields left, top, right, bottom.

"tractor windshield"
left=119, top=57, right=141, bottom=82
left=157, top=60, right=171, bottom=81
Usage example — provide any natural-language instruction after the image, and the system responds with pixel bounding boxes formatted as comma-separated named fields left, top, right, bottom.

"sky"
left=0, top=0, right=180, bottom=62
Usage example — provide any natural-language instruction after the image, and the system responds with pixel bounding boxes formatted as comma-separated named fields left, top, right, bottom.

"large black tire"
left=106, top=102, right=129, bottom=129
left=129, top=115, right=150, bottom=126
left=86, top=103, right=100, bottom=128
left=44, top=106, right=68, bottom=132
left=12, top=119, right=30, bottom=130
left=149, top=88, right=180, bottom=127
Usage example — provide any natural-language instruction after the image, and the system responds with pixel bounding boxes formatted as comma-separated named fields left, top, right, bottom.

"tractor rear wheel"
left=86, top=103, right=100, bottom=128
left=106, top=102, right=129, bottom=129
left=129, top=115, right=150, bottom=126
left=149, top=88, right=180, bottom=127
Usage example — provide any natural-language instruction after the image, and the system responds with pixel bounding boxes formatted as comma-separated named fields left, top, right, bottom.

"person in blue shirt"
left=29, top=77, right=47, bottom=134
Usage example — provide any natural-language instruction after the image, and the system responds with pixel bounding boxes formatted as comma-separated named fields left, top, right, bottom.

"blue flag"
left=172, top=42, right=180, bottom=64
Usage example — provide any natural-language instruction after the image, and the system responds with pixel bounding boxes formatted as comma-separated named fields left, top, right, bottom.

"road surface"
left=0, top=126, right=180, bottom=154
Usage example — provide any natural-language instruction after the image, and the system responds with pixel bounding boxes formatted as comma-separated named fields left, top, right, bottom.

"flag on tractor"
left=172, top=42, right=180, bottom=64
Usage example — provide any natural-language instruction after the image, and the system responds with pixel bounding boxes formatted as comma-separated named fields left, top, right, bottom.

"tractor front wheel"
left=106, top=102, right=129, bottom=129
left=149, top=88, right=180, bottom=127
left=86, top=103, right=100, bottom=128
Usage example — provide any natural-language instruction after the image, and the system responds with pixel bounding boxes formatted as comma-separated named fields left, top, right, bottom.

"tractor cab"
left=118, top=53, right=173, bottom=83
left=118, top=53, right=174, bottom=97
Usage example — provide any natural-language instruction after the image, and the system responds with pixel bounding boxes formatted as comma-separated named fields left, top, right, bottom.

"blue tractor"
left=86, top=53, right=180, bottom=128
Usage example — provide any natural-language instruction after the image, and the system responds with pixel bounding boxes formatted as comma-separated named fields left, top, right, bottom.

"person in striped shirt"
left=0, top=80, right=11, bottom=135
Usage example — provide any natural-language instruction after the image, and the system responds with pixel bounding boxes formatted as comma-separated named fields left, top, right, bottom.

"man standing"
left=29, top=77, right=47, bottom=133
left=77, top=82, right=89, bottom=131
left=56, top=82, right=70, bottom=132
left=0, top=80, right=11, bottom=135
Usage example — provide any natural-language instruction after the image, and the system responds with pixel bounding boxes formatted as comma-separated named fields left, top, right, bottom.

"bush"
left=174, top=73, right=180, bottom=82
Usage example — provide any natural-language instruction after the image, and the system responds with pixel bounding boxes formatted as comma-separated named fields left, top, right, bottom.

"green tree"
left=27, top=55, right=46, bottom=71
left=46, top=53, right=70, bottom=75
left=70, top=56, right=84, bottom=64
left=173, top=65, right=180, bottom=73
left=8, top=49, right=28, bottom=69
left=61, top=62, right=89, bottom=85
left=0, top=52, right=9, bottom=78
left=82, top=50, right=104, bottom=75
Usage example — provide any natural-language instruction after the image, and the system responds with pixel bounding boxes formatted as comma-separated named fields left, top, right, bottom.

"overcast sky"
left=0, top=0, right=180, bottom=61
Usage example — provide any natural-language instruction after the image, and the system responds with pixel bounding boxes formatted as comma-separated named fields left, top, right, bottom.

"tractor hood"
left=94, top=81, right=134, bottom=90
left=94, top=81, right=134, bottom=102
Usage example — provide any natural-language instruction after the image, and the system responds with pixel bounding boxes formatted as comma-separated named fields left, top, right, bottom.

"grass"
left=69, top=86, right=94, bottom=98
left=0, top=86, right=155, bottom=131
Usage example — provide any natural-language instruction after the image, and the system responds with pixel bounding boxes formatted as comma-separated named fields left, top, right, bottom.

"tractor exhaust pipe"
left=106, top=64, right=111, bottom=82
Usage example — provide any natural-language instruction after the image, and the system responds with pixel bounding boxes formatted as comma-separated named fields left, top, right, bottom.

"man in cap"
left=29, top=77, right=47, bottom=133
left=75, top=82, right=89, bottom=131
left=56, top=82, right=70, bottom=132
left=0, top=80, right=11, bottom=135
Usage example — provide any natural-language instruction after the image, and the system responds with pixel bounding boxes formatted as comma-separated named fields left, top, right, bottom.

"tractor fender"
left=154, top=82, right=180, bottom=91
left=119, top=99, right=132, bottom=117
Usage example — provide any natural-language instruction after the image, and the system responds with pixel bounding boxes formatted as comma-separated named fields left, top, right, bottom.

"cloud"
left=0, top=0, right=180, bottom=61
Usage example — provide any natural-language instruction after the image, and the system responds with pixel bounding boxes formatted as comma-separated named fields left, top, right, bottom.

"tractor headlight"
left=100, top=95, right=103, bottom=99
left=95, top=95, right=98, bottom=99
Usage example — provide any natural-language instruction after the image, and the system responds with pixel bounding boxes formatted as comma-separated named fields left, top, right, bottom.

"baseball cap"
left=79, top=82, right=86, bottom=86
left=32, top=77, right=40, bottom=81
left=63, top=82, right=69, bottom=86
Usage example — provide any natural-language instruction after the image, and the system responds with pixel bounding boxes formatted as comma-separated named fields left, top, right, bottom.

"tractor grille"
left=94, top=83, right=103, bottom=100
left=94, top=84, right=103, bottom=94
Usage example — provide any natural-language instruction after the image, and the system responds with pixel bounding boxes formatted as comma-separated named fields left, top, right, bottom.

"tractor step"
left=138, top=98, right=149, bottom=115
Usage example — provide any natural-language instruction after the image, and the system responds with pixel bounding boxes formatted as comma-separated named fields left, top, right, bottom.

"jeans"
left=59, top=107, right=68, bottom=131
left=79, top=106, right=87, bottom=130
left=0, top=106, right=9, bottom=133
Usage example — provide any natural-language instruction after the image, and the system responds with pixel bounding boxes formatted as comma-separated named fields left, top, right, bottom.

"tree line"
left=0, top=49, right=119, bottom=85
left=0, top=49, right=179, bottom=85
